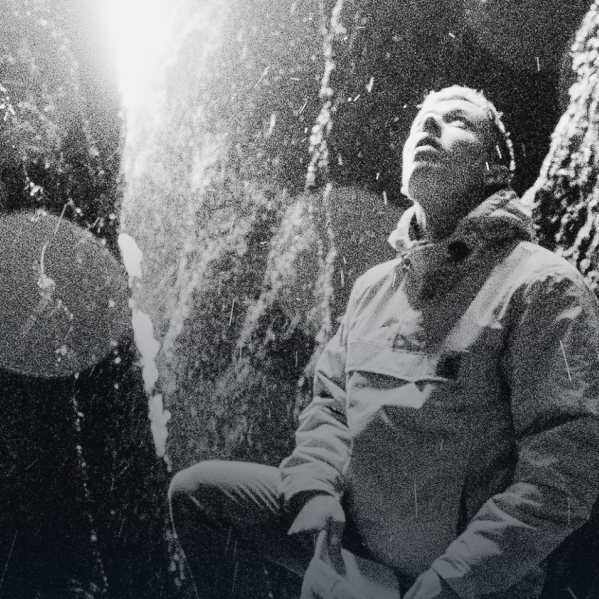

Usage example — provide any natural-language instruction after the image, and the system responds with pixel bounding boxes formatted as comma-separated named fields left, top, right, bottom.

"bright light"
left=101, top=0, right=172, bottom=108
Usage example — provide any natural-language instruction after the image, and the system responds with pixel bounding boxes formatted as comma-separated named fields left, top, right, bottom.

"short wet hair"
left=418, top=85, right=516, bottom=185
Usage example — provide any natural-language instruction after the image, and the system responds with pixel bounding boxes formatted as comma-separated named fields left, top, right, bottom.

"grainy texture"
left=2, top=0, right=599, bottom=597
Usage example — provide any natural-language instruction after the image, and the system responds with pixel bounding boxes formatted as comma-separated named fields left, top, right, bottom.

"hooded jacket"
left=279, top=189, right=599, bottom=599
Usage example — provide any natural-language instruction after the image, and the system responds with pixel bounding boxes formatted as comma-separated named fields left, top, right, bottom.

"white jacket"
left=279, top=189, right=599, bottom=598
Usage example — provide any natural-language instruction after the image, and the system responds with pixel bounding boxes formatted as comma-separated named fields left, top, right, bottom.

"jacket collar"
left=387, top=188, right=534, bottom=254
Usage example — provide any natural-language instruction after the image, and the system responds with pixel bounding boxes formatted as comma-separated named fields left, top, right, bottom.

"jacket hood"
left=387, top=188, right=534, bottom=253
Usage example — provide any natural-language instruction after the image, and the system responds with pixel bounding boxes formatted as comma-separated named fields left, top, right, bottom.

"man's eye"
left=450, top=119, right=467, bottom=127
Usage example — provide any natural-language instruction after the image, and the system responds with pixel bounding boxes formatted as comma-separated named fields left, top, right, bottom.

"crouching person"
left=169, top=85, right=599, bottom=599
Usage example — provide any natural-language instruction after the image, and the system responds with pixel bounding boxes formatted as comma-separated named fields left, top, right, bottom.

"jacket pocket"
left=346, top=340, right=444, bottom=383
left=345, top=340, right=464, bottom=415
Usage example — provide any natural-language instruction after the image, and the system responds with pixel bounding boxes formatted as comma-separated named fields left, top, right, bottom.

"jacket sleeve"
left=430, top=269, right=599, bottom=598
left=278, top=288, right=357, bottom=513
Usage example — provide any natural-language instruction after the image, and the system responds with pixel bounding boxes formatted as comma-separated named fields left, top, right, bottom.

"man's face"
left=401, top=97, right=494, bottom=210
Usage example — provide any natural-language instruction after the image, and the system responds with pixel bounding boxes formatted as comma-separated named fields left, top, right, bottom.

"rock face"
left=0, top=5, right=171, bottom=599
left=0, top=0, right=121, bottom=248
left=464, top=0, right=590, bottom=72
left=525, top=2, right=599, bottom=296
left=119, top=0, right=403, bottom=472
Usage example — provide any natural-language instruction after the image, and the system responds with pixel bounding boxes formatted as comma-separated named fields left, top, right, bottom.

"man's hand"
left=287, top=494, right=346, bottom=549
left=404, top=569, right=459, bottom=599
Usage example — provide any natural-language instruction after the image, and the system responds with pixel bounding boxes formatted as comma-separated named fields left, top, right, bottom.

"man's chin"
left=407, top=161, right=443, bottom=182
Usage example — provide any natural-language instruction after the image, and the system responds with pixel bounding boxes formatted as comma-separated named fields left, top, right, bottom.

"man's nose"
left=421, top=113, right=442, bottom=135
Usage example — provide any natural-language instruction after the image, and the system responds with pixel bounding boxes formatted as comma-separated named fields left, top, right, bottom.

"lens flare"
left=100, top=0, right=171, bottom=107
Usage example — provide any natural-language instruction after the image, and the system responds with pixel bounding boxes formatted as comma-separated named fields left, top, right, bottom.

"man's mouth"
left=414, top=136, right=442, bottom=152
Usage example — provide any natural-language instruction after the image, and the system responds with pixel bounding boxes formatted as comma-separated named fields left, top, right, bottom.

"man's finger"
left=327, top=518, right=344, bottom=548
left=325, top=522, right=345, bottom=575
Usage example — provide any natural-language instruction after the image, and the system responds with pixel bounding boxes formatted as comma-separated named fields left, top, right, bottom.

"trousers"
left=169, top=460, right=316, bottom=598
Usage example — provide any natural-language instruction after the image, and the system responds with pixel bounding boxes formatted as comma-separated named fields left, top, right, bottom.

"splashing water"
left=118, top=232, right=171, bottom=461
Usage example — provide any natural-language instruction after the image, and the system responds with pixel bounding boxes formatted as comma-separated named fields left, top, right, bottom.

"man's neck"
left=414, top=189, right=485, bottom=241
left=414, top=203, right=462, bottom=241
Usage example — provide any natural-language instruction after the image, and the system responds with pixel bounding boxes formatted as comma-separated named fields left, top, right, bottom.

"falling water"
left=119, top=232, right=172, bottom=462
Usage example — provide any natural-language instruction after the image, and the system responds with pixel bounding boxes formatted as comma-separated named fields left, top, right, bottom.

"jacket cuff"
left=284, top=489, right=338, bottom=521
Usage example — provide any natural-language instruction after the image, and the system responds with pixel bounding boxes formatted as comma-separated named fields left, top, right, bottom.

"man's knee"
left=168, top=469, right=189, bottom=509
left=168, top=460, right=224, bottom=513
left=169, top=460, right=282, bottom=533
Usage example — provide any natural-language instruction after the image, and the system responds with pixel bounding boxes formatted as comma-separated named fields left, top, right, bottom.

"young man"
left=169, top=86, right=599, bottom=599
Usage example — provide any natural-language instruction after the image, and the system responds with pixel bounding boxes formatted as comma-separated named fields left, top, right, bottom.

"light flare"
left=100, top=0, right=172, bottom=108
